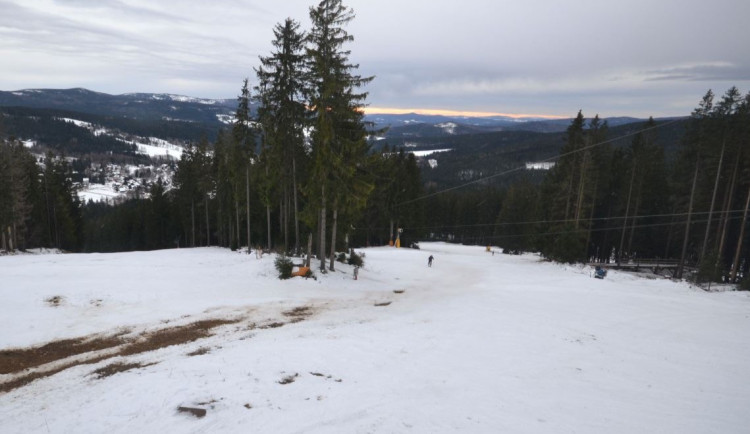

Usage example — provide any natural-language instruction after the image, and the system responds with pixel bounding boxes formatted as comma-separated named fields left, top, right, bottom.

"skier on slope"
left=428, top=255, right=434, bottom=267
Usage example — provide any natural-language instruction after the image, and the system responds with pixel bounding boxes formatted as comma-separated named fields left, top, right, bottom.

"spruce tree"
left=232, top=79, right=256, bottom=251
left=255, top=18, right=308, bottom=254
left=305, top=0, right=373, bottom=271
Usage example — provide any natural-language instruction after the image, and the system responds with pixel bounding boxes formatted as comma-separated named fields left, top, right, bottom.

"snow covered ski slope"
left=1, top=243, right=749, bottom=433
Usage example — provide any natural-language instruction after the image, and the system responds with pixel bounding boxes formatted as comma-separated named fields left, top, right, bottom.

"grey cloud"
left=2, top=0, right=750, bottom=116
left=49, top=0, right=192, bottom=23
left=643, top=63, right=750, bottom=82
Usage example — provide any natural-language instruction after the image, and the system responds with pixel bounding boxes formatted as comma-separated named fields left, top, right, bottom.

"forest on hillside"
left=2, top=0, right=750, bottom=288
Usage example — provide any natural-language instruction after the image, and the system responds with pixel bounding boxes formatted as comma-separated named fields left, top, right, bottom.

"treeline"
left=420, top=87, right=750, bottom=285
left=0, top=141, right=83, bottom=252
left=1, top=0, right=425, bottom=270
left=4, top=2, right=748, bottom=289
left=0, top=107, right=141, bottom=156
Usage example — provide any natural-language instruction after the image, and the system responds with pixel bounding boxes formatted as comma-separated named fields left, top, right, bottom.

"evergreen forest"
left=2, top=0, right=750, bottom=288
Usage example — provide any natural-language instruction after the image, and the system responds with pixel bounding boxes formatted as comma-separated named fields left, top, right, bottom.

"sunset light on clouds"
left=364, top=106, right=566, bottom=119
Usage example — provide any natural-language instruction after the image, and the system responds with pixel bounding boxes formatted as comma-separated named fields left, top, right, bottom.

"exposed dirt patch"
left=393, top=290, right=405, bottom=294
left=0, top=353, right=114, bottom=394
left=282, top=306, right=313, bottom=318
left=44, top=296, right=64, bottom=307
left=119, top=319, right=238, bottom=357
left=374, top=302, right=392, bottom=307
left=92, top=361, right=156, bottom=379
left=0, top=318, right=240, bottom=394
left=186, top=347, right=211, bottom=357
left=177, top=406, right=206, bottom=418
left=0, top=334, right=127, bottom=375
left=260, top=322, right=285, bottom=329
left=278, top=373, right=298, bottom=385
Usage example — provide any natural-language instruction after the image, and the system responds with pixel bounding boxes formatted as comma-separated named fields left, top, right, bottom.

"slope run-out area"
left=1, top=243, right=748, bottom=433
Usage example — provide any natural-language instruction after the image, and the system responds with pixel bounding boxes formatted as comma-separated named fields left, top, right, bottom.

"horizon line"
left=363, top=106, right=567, bottom=119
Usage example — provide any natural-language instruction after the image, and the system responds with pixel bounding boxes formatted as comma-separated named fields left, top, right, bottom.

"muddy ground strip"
left=0, top=305, right=316, bottom=394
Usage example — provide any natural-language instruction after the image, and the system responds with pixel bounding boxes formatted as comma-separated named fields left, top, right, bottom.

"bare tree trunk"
left=701, top=140, right=725, bottom=261
left=574, top=150, right=589, bottom=228
left=235, top=201, right=241, bottom=250
left=53, top=203, right=60, bottom=249
left=305, top=233, right=312, bottom=268
left=293, top=158, right=300, bottom=255
left=250, top=164, right=253, bottom=255
left=217, top=208, right=222, bottom=247
left=627, top=194, right=642, bottom=255
left=618, top=162, right=636, bottom=265
left=564, top=170, right=574, bottom=221
left=389, top=219, right=394, bottom=245
left=319, top=185, right=327, bottom=272
left=329, top=205, right=338, bottom=271
left=266, top=204, right=271, bottom=251
left=10, top=222, right=17, bottom=252
left=284, top=194, right=289, bottom=253
left=279, top=199, right=285, bottom=252
left=664, top=204, right=678, bottom=259
left=585, top=178, right=599, bottom=261
left=677, top=158, right=700, bottom=279
left=730, top=183, right=750, bottom=282
left=43, top=175, right=53, bottom=246
left=228, top=213, right=233, bottom=249
left=717, top=150, right=739, bottom=261
left=205, top=196, right=210, bottom=246
left=191, top=199, right=196, bottom=247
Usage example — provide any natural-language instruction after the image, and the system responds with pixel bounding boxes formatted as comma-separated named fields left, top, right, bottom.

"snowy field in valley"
left=77, top=183, right=125, bottom=203
left=1, top=243, right=749, bottom=433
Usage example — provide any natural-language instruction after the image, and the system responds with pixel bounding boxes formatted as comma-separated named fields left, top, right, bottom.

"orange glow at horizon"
left=364, top=106, right=566, bottom=120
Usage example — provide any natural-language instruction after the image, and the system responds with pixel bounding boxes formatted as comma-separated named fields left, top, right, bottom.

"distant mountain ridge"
left=1, top=88, right=661, bottom=138
left=0, top=88, right=238, bottom=126
left=366, top=112, right=665, bottom=138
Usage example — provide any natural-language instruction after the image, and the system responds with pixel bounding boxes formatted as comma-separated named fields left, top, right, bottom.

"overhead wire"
left=394, top=208, right=746, bottom=232
left=436, top=213, right=746, bottom=243
left=397, top=118, right=684, bottom=207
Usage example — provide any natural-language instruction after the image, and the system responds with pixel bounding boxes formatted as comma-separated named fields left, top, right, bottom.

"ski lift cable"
left=397, top=118, right=684, bottom=207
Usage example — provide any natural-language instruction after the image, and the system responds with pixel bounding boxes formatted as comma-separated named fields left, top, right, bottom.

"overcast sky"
left=1, top=0, right=749, bottom=118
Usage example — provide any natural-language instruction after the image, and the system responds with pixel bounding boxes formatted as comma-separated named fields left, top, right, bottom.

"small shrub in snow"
left=347, top=252, right=364, bottom=268
left=274, top=255, right=294, bottom=280
left=337, top=252, right=346, bottom=263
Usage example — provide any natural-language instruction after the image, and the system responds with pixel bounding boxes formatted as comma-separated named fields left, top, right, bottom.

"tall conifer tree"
left=305, top=0, right=373, bottom=271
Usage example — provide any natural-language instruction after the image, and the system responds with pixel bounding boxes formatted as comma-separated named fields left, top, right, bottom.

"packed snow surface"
left=1, top=243, right=749, bottom=433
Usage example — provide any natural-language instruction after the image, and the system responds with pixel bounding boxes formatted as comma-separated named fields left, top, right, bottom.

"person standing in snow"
left=428, top=255, right=434, bottom=267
